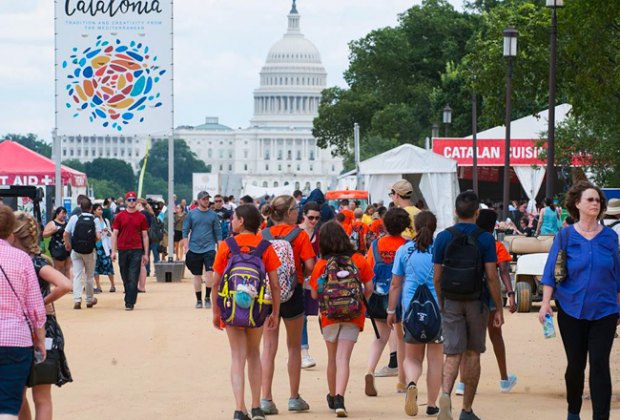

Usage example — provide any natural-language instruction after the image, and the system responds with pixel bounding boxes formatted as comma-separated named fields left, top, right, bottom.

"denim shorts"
left=0, top=346, right=33, bottom=415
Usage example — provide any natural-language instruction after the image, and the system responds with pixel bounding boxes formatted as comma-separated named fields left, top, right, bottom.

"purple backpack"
left=217, top=237, right=272, bottom=328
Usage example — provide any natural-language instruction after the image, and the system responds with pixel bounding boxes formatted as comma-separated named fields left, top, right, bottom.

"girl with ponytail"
left=11, top=212, right=72, bottom=420
left=387, top=210, right=442, bottom=417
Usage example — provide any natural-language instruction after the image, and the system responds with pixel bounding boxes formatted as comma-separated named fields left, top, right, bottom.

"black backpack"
left=440, top=226, right=485, bottom=301
left=149, top=218, right=165, bottom=243
left=71, top=214, right=97, bottom=254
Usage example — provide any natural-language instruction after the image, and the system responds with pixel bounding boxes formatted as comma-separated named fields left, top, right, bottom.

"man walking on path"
left=390, top=179, right=421, bottom=240
left=183, top=191, right=222, bottom=309
left=433, top=190, right=503, bottom=420
left=64, top=197, right=101, bottom=309
left=111, top=191, right=149, bottom=311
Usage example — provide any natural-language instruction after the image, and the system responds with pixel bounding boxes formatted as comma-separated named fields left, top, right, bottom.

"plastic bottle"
left=543, top=313, right=556, bottom=339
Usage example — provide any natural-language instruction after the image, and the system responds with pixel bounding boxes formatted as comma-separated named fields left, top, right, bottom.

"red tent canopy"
left=0, top=140, right=87, bottom=187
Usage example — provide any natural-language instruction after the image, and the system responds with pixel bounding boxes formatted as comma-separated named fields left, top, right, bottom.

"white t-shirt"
left=603, top=218, right=620, bottom=247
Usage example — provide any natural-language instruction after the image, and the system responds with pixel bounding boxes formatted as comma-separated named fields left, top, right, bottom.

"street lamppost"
left=443, top=105, right=452, bottom=137
left=545, top=0, right=563, bottom=200
left=502, top=27, right=518, bottom=220
left=431, top=123, right=439, bottom=139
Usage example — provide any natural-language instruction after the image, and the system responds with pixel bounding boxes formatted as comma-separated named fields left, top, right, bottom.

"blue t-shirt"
left=541, top=225, right=620, bottom=320
left=393, top=242, right=437, bottom=315
left=433, top=223, right=497, bottom=265
left=182, top=208, right=222, bottom=253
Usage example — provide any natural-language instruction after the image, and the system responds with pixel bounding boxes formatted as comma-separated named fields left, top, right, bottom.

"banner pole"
left=167, top=0, right=175, bottom=261
left=54, top=1, right=62, bottom=207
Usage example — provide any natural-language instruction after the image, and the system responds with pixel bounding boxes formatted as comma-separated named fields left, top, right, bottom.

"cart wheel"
left=516, top=281, right=532, bottom=313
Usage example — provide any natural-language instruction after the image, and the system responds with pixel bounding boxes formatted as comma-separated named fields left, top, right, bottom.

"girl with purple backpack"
left=211, top=205, right=281, bottom=420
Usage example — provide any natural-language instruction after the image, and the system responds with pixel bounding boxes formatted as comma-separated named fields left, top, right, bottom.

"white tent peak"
left=466, top=103, right=572, bottom=140
left=359, top=143, right=457, bottom=175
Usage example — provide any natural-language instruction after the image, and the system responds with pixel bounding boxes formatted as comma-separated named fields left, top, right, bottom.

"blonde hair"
left=0, top=205, right=16, bottom=239
left=13, top=211, right=42, bottom=256
left=262, top=195, right=296, bottom=223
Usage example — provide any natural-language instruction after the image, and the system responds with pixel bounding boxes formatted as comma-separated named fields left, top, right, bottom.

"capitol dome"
left=251, top=0, right=327, bottom=127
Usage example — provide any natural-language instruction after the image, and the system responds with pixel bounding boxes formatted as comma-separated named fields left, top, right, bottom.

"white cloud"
left=0, top=0, right=464, bottom=142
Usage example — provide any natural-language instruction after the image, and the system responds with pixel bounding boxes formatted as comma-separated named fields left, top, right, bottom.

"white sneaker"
left=500, top=374, right=517, bottom=393
left=301, top=354, right=316, bottom=369
left=374, top=365, right=398, bottom=377
left=437, top=392, right=453, bottom=420
left=455, top=382, right=464, bottom=396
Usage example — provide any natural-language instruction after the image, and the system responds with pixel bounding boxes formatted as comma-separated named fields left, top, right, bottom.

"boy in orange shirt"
left=339, top=199, right=355, bottom=234
left=351, top=208, right=369, bottom=254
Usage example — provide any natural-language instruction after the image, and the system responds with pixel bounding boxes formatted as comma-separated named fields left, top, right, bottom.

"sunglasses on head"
left=127, top=198, right=137, bottom=202
left=306, top=216, right=320, bottom=221
left=584, top=197, right=600, bottom=203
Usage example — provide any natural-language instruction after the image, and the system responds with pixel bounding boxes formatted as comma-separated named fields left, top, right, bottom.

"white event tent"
left=465, top=103, right=572, bottom=212
left=340, top=144, right=459, bottom=232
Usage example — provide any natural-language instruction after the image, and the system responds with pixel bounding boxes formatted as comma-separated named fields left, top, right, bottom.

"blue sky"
left=0, top=0, right=463, bottom=142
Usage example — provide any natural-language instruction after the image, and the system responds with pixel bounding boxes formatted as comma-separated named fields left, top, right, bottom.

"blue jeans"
left=146, top=243, right=160, bottom=276
left=119, top=249, right=142, bottom=306
left=301, top=316, right=309, bottom=350
left=0, top=346, right=32, bottom=415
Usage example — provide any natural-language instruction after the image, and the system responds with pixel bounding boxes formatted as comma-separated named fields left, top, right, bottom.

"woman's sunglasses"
left=306, top=216, right=320, bottom=221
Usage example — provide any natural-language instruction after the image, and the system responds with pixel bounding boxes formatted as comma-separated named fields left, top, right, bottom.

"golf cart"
left=503, top=235, right=554, bottom=312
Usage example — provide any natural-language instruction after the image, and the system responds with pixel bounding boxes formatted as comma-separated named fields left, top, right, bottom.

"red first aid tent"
left=0, top=140, right=87, bottom=188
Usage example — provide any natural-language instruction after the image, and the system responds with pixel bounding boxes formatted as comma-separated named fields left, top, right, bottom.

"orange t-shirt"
left=212, top=233, right=281, bottom=276
left=309, top=253, right=374, bottom=331
left=351, top=221, right=369, bottom=252
left=369, top=219, right=385, bottom=237
left=495, top=241, right=511, bottom=264
left=340, top=209, right=354, bottom=233
left=259, top=225, right=316, bottom=284
left=366, top=235, right=407, bottom=268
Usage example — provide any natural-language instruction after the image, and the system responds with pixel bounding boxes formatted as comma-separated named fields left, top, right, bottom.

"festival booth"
left=353, top=144, right=459, bottom=232
left=432, top=104, right=572, bottom=211
left=0, top=140, right=88, bottom=219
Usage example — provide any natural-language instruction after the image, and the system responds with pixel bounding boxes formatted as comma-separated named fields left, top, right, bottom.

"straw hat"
left=605, top=198, right=620, bottom=216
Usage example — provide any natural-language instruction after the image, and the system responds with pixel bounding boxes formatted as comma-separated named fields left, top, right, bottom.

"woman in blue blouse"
left=388, top=211, right=441, bottom=417
left=539, top=182, right=620, bottom=420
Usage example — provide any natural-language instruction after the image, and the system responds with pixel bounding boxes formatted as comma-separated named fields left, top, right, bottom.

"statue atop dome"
left=290, top=0, right=298, bottom=15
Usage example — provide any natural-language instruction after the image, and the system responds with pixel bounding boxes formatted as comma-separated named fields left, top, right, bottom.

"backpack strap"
left=252, top=239, right=271, bottom=259
left=225, top=237, right=241, bottom=256
left=608, top=220, right=620, bottom=228
left=372, top=239, right=383, bottom=264
left=261, top=228, right=274, bottom=241
left=283, top=226, right=302, bottom=243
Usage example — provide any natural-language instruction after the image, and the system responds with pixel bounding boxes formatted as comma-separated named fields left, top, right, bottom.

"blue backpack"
left=403, top=257, right=441, bottom=343
left=371, top=239, right=394, bottom=296
left=217, top=238, right=272, bottom=328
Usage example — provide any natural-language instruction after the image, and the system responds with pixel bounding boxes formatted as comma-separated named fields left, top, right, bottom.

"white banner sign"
left=55, top=0, right=172, bottom=136
left=193, top=173, right=219, bottom=201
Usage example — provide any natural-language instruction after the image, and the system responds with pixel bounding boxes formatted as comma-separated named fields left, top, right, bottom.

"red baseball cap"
left=125, top=191, right=137, bottom=199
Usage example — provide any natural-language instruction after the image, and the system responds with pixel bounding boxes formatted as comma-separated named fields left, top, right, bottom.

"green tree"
left=143, top=139, right=209, bottom=185
left=61, top=159, right=86, bottom=172
left=141, top=172, right=169, bottom=199
left=84, top=158, right=136, bottom=192
left=89, top=178, right=124, bottom=199
left=3, top=133, right=52, bottom=158
left=313, top=0, right=478, bottom=161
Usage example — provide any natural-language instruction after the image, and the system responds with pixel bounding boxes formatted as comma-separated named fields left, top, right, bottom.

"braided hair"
left=13, top=211, right=43, bottom=256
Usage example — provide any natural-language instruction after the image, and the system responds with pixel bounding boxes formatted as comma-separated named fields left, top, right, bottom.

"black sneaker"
left=426, top=406, right=440, bottom=416
left=204, top=298, right=212, bottom=309
left=233, top=410, right=250, bottom=420
left=459, top=409, right=481, bottom=420
left=250, top=407, right=266, bottom=420
left=334, top=394, right=347, bottom=417
left=125, top=304, right=134, bottom=311
left=326, top=393, right=335, bottom=410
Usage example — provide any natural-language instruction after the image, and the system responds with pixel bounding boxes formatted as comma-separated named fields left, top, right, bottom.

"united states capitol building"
left=61, top=1, right=342, bottom=195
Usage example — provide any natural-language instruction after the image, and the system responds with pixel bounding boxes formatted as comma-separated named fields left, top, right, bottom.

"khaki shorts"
left=441, top=299, right=489, bottom=355
left=321, top=323, right=360, bottom=343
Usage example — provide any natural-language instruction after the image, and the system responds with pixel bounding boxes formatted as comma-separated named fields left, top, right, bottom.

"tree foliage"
left=61, top=159, right=86, bottom=172
left=89, top=178, right=124, bottom=199
left=3, top=133, right=52, bottom=158
left=142, top=139, right=209, bottom=185
left=84, top=158, right=136, bottom=192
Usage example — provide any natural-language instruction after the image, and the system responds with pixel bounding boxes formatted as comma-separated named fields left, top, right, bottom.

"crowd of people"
left=0, top=179, right=619, bottom=420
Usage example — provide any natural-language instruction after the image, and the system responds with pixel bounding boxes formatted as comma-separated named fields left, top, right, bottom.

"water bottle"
left=543, top=313, right=556, bottom=339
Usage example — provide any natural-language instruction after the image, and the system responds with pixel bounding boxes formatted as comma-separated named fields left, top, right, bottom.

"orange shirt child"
left=259, top=224, right=316, bottom=284
left=340, top=209, right=355, bottom=234
left=495, top=241, right=512, bottom=265
left=366, top=235, right=407, bottom=268
left=369, top=218, right=386, bottom=239
left=351, top=220, right=369, bottom=253
left=309, top=253, right=374, bottom=331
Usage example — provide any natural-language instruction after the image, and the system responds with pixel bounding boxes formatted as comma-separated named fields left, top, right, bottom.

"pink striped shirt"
left=0, top=239, right=46, bottom=347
